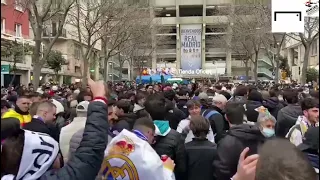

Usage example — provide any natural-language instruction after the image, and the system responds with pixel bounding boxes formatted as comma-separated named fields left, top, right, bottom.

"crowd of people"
left=1, top=80, right=319, bottom=180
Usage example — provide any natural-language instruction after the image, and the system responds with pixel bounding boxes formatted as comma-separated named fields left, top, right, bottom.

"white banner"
left=180, top=24, right=202, bottom=70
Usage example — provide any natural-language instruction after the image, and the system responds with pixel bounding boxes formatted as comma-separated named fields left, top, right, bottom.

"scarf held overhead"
left=1, top=130, right=59, bottom=180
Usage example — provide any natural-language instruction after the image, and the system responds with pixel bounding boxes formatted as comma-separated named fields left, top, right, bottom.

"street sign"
left=1, top=65, right=10, bottom=74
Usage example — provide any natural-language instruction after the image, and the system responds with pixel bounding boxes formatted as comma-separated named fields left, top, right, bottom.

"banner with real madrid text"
left=180, top=24, right=202, bottom=70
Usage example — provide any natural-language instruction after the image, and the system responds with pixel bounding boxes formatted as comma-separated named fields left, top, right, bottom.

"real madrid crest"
left=100, top=136, right=139, bottom=180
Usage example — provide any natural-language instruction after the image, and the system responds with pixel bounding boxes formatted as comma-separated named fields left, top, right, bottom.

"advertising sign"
left=180, top=24, right=202, bottom=70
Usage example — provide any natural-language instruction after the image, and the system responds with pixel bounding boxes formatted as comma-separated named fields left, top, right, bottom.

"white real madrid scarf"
left=2, top=130, right=59, bottom=180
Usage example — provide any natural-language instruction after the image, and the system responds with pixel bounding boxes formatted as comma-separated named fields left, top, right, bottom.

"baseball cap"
left=76, top=101, right=90, bottom=112
left=298, top=127, right=319, bottom=151
left=198, top=92, right=208, bottom=100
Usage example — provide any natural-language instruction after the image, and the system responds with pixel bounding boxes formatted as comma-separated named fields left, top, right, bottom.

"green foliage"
left=1, top=40, right=33, bottom=57
left=1, top=40, right=33, bottom=73
left=46, top=50, right=67, bottom=74
left=306, top=68, right=319, bottom=83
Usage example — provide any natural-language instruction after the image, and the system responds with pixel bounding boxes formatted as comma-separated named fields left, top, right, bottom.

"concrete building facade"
left=145, top=0, right=273, bottom=80
left=283, top=36, right=319, bottom=83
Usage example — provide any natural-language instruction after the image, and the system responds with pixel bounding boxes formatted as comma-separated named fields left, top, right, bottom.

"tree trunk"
left=32, top=33, right=43, bottom=88
left=253, top=58, right=258, bottom=83
left=32, top=63, right=42, bottom=88
left=82, top=58, right=89, bottom=87
left=301, top=44, right=311, bottom=84
left=274, top=59, right=280, bottom=83
left=101, top=39, right=108, bottom=81
left=244, top=60, right=249, bottom=82
left=9, top=72, right=16, bottom=87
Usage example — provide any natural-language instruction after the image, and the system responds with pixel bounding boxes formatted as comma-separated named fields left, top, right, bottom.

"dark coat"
left=185, top=138, right=217, bottom=180
left=245, top=100, right=263, bottom=123
left=24, top=118, right=60, bottom=142
left=39, top=101, right=109, bottom=180
left=152, top=129, right=187, bottom=180
left=263, top=97, right=284, bottom=120
left=112, top=113, right=137, bottom=135
left=165, top=100, right=187, bottom=130
left=213, top=124, right=265, bottom=180
left=276, top=104, right=303, bottom=137
left=201, top=108, right=225, bottom=143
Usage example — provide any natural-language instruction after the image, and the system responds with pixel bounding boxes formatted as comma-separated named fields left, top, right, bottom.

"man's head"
left=212, top=94, right=228, bottom=111
left=115, top=99, right=131, bottom=116
left=16, top=95, right=31, bottom=113
left=146, top=85, right=153, bottom=94
left=107, top=99, right=117, bottom=123
left=29, top=92, right=41, bottom=104
left=77, top=90, right=92, bottom=103
left=29, top=102, right=41, bottom=116
left=283, top=89, right=299, bottom=104
left=186, top=100, right=201, bottom=117
left=256, top=138, right=317, bottom=180
left=134, top=91, right=147, bottom=107
left=301, top=98, right=319, bottom=124
left=190, top=115, right=210, bottom=138
left=153, top=84, right=160, bottom=92
left=36, top=101, right=56, bottom=123
left=1, top=100, right=11, bottom=116
left=133, top=117, right=155, bottom=144
left=225, top=102, right=245, bottom=126
left=76, top=101, right=89, bottom=117
left=144, top=94, right=166, bottom=120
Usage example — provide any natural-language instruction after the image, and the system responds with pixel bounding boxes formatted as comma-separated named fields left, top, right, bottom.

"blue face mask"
left=262, top=128, right=275, bottom=138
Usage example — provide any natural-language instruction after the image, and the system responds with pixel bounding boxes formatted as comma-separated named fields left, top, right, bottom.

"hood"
left=72, top=116, right=87, bottom=122
left=281, top=104, right=303, bottom=121
left=133, top=104, right=144, bottom=113
left=246, top=100, right=263, bottom=109
left=154, top=120, right=171, bottom=136
left=263, top=97, right=280, bottom=109
left=228, top=124, right=265, bottom=141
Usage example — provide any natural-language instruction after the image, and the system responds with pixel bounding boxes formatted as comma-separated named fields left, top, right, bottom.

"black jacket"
left=245, top=100, right=263, bottom=123
left=263, top=97, right=284, bottom=120
left=39, top=101, right=109, bottom=180
left=185, top=138, right=217, bottom=180
left=213, top=124, right=265, bottom=180
left=114, top=113, right=137, bottom=131
left=24, top=118, right=60, bottom=142
left=201, top=108, right=225, bottom=143
left=165, top=100, right=186, bottom=130
left=152, top=129, right=186, bottom=180
left=177, top=99, right=189, bottom=117
left=276, top=104, right=302, bottom=137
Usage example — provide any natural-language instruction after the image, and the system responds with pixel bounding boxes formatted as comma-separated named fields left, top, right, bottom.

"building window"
left=74, top=44, right=81, bottom=59
left=14, top=23, right=22, bottom=37
left=1, top=18, right=5, bottom=33
left=14, top=0, right=23, bottom=12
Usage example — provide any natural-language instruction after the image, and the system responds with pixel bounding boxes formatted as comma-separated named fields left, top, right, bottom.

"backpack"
left=202, top=109, right=220, bottom=120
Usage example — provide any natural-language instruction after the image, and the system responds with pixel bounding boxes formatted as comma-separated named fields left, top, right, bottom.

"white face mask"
left=262, top=128, right=275, bottom=138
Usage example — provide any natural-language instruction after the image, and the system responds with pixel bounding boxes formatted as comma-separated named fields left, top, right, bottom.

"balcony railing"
left=43, top=28, right=67, bottom=38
